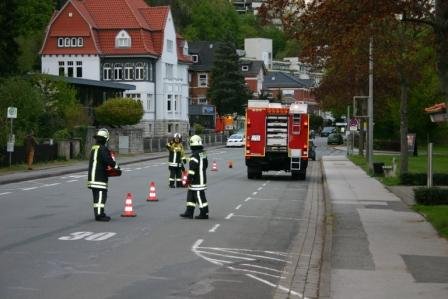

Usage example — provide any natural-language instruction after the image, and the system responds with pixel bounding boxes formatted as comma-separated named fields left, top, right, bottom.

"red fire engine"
left=245, top=100, right=309, bottom=180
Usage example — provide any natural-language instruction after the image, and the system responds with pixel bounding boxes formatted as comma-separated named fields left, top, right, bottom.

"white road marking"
left=192, top=239, right=226, bottom=266
left=44, top=183, right=60, bottom=187
left=262, top=183, right=267, bottom=187
left=257, top=187, right=263, bottom=191
left=66, top=180, right=78, bottom=183
left=248, top=197, right=278, bottom=201
left=124, top=170, right=132, bottom=172
left=252, top=191, right=258, bottom=196
left=194, top=250, right=256, bottom=261
left=246, top=274, right=305, bottom=298
left=228, top=266, right=283, bottom=278
left=209, top=224, right=220, bottom=232
left=333, top=201, right=388, bottom=205
left=232, top=214, right=303, bottom=221
left=0, top=192, right=12, bottom=196
left=235, top=204, right=242, bottom=210
left=241, top=264, right=285, bottom=273
left=245, top=197, right=251, bottom=202
left=205, top=248, right=288, bottom=263
left=225, top=213, right=234, bottom=220
left=136, top=167, right=142, bottom=170
left=22, top=187, right=38, bottom=191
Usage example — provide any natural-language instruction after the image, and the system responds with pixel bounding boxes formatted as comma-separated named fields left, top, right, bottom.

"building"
left=244, top=38, right=273, bottom=70
left=40, top=0, right=191, bottom=137
left=240, top=59, right=267, bottom=97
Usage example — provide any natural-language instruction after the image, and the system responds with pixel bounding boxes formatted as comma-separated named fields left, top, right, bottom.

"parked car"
left=320, top=126, right=336, bottom=137
left=226, top=134, right=245, bottom=147
left=309, top=140, right=316, bottom=160
left=327, top=133, right=344, bottom=145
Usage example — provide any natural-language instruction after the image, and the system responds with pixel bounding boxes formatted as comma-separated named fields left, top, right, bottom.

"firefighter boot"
left=179, top=206, right=194, bottom=219
left=195, top=208, right=209, bottom=219
left=95, top=210, right=111, bottom=222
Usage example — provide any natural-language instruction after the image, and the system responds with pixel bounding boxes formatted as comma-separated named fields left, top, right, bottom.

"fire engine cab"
left=245, top=100, right=310, bottom=180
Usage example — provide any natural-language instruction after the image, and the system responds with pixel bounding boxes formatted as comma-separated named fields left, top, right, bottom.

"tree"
left=95, top=98, right=144, bottom=127
left=208, top=41, right=252, bottom=115
left=0, top=0, right=19, bottom=77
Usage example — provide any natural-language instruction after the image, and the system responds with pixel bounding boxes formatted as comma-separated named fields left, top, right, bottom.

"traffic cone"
left=121, top=192, right=137, bottom=217
left=228, top=160, right=233, bottom=168
left=181, top=171, right=188, bottom=187
left=147, top=181, right=158, bottom=201
left=211, top=161, right=218, bottom=171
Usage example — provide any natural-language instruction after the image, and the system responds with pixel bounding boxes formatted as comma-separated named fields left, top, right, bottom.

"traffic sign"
left=7, top=107, right=17, bottom=119
left=349, top=118, right=358, bottom=131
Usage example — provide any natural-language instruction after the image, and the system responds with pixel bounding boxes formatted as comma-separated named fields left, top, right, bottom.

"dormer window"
left=192, top=55, right=198, bottom=63
left=242, top=65, right=249, bottom=72
left=167, top=39, right=173, bottom=53
left=115, top=30, right=131, bottom=48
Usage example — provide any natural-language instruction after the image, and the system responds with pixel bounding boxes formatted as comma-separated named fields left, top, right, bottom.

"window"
left=58, top=38, right=64, bottom=47
left=242, top=65, right=249, bottom=71
left=192, top=54, right=198, bottom=63
left=103, top=63, right=112, bottom=80
left=175, top=124, right=179, bottom=132
left=58, top=61, right=65, bottom=76
left=168, top=123, right=173, bottom=133
left=65, top=38, right=71, bottom=47
left=71, top=37, right=77, bottom=47
left=76, top=61, right=82, bottom=77
left=148, top=63, right=153, bottom=81
left=67, top=61, right=74, bottom=77
left=125, top=93, right=141, bottom=99
left=124, top=63, right=134, bottom=80
left=135, top=63, right=145, bottom=80
left=167, top=39, right=173, bottom=52
left=114, top=64, right=123, bottom=80
left=198, top=97, right=208, bottom=104
left=77, top=37, right=83, bottom=47
left=174, top=95, right=179, bottom=111
left=166, top=63, right=173, bottom=78
left=146, top=94, right=153, bottom=111
left=198, top=73, right=208, bottom=87
left=115, top=30, right=131, bottom=48
left=167, top=95, right=172, bottom=111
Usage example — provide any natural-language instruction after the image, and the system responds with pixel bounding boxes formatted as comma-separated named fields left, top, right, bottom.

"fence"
left=0, top=144, right=58, bottom=167
left=143, top=133, right=228, bottom=153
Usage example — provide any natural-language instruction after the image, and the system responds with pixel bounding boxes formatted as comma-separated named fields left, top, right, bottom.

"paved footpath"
left=321, top=155, right=448, bottom=299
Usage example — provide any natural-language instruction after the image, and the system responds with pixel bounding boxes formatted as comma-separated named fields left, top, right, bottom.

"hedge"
left=400, top=173, right=448, bottom=186
left=414, top=187, right=448, bottom=205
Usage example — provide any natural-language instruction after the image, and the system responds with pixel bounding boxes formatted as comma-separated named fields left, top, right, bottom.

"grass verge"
left=413, top=205, right=448, bottom=239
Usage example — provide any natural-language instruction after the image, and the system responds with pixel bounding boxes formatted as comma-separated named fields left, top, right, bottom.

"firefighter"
left=180, top=135, right=209, bottom=219
left=87, top=128, right=120, bottom=222
left=166, top=133, right=186, bottom=188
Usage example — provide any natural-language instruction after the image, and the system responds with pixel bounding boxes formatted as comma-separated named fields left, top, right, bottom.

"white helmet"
left=95, top=128, right=110, bottom=141
left=173, top=133, right=182, bottom=140
left=189, top=135, right=202, bottom=147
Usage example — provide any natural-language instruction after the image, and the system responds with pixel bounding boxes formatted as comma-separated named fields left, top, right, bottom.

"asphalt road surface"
left=0, top=144, right=340, bottom=299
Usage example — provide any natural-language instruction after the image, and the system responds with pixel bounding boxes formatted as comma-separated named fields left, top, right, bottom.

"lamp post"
left=367, top=37, right=374, bottom=172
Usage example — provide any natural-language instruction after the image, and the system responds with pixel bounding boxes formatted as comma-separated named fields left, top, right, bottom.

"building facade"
left=40, top=0, right=191, bottom=137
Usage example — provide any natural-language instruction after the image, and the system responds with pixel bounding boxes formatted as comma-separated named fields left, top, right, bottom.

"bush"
left=193, top=123, right=204, bottom=135
left=414, top=187, right=448, bottom=205
left=373, top=139, right=400, bottom=151
left=53, top=129, right=71, bottom=140
left=95, top=97, right=143, bottom=127
left=400, top=173, right=448, bottom=186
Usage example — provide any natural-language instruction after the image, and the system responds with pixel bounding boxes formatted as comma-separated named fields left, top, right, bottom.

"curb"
left=318, top=159, right=333, bottom=299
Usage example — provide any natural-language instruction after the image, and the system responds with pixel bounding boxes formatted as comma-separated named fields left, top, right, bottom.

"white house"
left=40, top=0, right=191, bottom=137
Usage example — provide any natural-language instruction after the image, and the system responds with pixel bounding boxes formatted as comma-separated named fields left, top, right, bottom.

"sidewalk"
left=321, top=155, right=448, bottom=299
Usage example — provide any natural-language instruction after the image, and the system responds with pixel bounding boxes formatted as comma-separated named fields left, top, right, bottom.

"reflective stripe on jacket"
left=166, top=142, right=186, bottom=167
left=87, top=144, right=116, bottom=189
left=188, top=149, right=208, bottom=191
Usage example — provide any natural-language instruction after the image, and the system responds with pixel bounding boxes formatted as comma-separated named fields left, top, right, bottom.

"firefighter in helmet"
left=87, top=128, right=121, bottom=221
left=166, top=132, right=187, bottom=188
left=180, top=135, right=209, bottom=219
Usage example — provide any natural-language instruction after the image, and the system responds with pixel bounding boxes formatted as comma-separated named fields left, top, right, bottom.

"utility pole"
left=367, top=37, right=374, bottom=172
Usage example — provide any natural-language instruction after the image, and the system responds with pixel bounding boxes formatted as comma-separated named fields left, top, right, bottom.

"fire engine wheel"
left=247, top=167, right=262, bottom=179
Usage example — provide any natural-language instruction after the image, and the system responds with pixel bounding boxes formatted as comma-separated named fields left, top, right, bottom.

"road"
left=0, top=143, right=342, bottom=299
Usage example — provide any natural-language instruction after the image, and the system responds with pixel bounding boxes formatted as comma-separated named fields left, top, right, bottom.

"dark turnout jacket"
left=187, top=148, right=208, bottom=191
left=87, top=144, right=116, bottom=189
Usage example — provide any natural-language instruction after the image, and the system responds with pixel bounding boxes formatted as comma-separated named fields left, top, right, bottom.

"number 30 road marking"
left=59, top=231, right=116, bottom=241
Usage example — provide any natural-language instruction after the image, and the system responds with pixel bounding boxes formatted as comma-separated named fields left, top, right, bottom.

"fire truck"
left=245, top=100, right=310, bottom=180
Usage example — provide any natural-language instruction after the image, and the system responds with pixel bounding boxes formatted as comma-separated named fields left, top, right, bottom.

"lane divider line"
left=235, top=204, right=242, bottom=210
left=257, top=187, right=263, bottom=191
left=66, top=180, right=78, bottom=183
left=245, top=274, right=305, bottom=298
left=252, top=191, right=258, bottom=196
left=225, top=213, right=234, bottom=220
left=0, top=192, right=12, bottom=196
left=245, top=197, right=251, bottom=202
left=209, top=224, right=220, bottom=233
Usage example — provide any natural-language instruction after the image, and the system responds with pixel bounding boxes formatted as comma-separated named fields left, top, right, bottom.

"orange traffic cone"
left=228, top=160, right=233, bottom=168
left=181, top=171, right=188, bottom=187
left=147, top=182, right=158, bottom=201
left=211, top=161, right=218, bottom=171
left=121, top=192, right=137, bottom=217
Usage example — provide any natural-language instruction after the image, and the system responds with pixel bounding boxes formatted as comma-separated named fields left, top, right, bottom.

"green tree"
left=208, top=41, right=252, bottom=115
left=182, top=0, right=240, bottom=44
left=95, top=98, right=144, bottom=127
left=0, top=77, right=44, bottom=145
left=0, top=0, right=19, bottom=77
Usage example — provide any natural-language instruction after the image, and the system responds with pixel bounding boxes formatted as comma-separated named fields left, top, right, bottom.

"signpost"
left=6, top=107, right=17, bottom=167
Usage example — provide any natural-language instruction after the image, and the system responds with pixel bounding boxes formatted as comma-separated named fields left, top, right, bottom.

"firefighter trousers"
left=169, top=166, right=182, bottom=187
left=186, top=189, right=208, bottom=214
left=91, top=188, right=108, bottom=217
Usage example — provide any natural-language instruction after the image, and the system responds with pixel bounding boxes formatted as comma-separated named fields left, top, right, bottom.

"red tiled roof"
left=42, top=0, right=190, bottom=61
